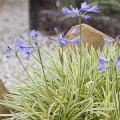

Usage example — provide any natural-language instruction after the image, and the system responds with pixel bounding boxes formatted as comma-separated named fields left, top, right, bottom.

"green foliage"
left=0, top=41, right=120, bottom=120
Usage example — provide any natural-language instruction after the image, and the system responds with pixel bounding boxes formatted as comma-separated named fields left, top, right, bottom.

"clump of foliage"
left=0, top=2, right=120, bottom=120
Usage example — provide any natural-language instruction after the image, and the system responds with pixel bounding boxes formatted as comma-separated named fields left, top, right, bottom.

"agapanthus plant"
left=1, top=33, right=120, bottom=119
left=62, top=1, right=99, bottom=77
left=0, top=1, right=120, bottom=120
left=62, top=1, right=99, bottom=40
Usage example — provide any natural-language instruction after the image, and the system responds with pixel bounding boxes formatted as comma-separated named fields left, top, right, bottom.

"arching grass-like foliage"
left=0, top=41, right=120, bottom=120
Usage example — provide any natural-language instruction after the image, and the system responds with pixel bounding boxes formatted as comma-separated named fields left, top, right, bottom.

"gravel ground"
left=0, top=0, right=28, bottom=87
left=0, top=34, right=56, bottom=87
left=0, top=0, right=56, bottom=87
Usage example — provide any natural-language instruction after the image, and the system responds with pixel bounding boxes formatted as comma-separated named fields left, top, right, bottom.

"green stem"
left=15, top=52, right=32, bottom=79
left=79, top=16, right=82, bottom=67
left=78, top=15, right=83, bottom=93
left=61, top=46, right=64, bottom=73
left=79, top=16, right=82, bottom=45
left=36, top=43, right=47, bottom=86
left=79, top=15, right=82, bottom=88
left=114, top=66, right=119, bottom=118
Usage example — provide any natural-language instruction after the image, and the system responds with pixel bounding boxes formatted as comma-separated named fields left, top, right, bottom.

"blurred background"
left=30, top=0, right=120, bottom=37
left=0, top=0, right=120, bottom=40
left=0, top=0, right=120, bottom=86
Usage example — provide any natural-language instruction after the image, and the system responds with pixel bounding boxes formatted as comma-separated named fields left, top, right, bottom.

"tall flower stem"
left=61, top=46, right=64, bottom=73
left=114, top=66, right=120, bottom=118
left=79, top=16, right=82, bottom=43
left=35, top=43, right=47, bottom=87
left=78, top=15, right=83, bottom=95
left=79, top=15, right=82, bottom=80
left=15, top=52, right=32, bottom=79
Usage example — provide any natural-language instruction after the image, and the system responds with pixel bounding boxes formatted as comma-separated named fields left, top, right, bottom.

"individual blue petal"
left=70, top=5, right=79, bottom=14
left=116, top=56, right=120, bottom=70
left=82, top=15, right=90, bottom=20
left=16, top=37, right=28, bottom=50
left=30, top=29, right=39, bottom=39
left=104, top=37, right=112, bottom=45
left=59, top=38, right=68, bottom=46
left=59, top=33, right=68, bottom=46
left=98, top=65, right=109, bottom=72
left=4, top=44, right=13, bottom=53
left=23, top=47, right=34, bottom=56
left=62, top=5, right=79, bottom=18
left=117, top=56, right=120, bottom=63
left=71, top=28, right=79, bottom=34
left=62, top=7, right=75, bottom=17
left=62, top=7, right=72, bottom=15
left=80, top=2, right=90, bottom=11
left=87, top=4, right=100, bottom=13
left=98, top=56, right=109, bottom=65
left=49, top=31, right=68, bottom=46
left=71, top=37, right=81, bottom=44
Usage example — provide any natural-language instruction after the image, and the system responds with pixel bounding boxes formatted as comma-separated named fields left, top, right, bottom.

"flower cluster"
left=50, top=28, right=81, bottom=46
left=30, top=29, right=40, bottom=40
left=116, top=56, right=120, bottom=70
left=62, top=2, right=99, bottom=19
left=98, top=56, right=109, bottom=71
left=98, top=56, right=120, bottom=72
left=98, top=37, right=120, bottom=72
left=4, top=30, right=40, bottom=57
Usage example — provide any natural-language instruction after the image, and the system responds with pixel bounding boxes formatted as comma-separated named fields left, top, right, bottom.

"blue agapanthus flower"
left=30, top=29, right=40, bottom=39
left=50, top=28, right=82, bottom=45
left=62, top=2, right=99, bottom=18
left=71, top=28, right=79, bottom=34
left=50, top=28, right=68, bottom=46
left=59, top=33, right=68, bottom=46
left=80, top=2, right=90, bottom=11
left=16, top=37, right=34, bottom=55
left=82, top=15, right=91, bottom=20
left=87, top=4, right=99, bottom=13
left=116, top=56, right=120, bottom=70
left=4, top=36, right=35, bottom=57
left=16, top=37, right=28, bottom=50
left=70, top=37, right=81, bottom=44
left=98, top=65, right=109, bottom=72
left=62, top=5, right=79, bottom=18
left=23, top=47, right=34, bottom=56
left=104, top=37, right=112, bottom=45
left=98, top=56, right=109, bottom=72
left=98, top=56, right=109, bottom=65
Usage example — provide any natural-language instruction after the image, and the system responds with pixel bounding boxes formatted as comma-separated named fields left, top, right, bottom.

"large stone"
left=0, top=80, right=7, bottom=100
left=0, top=80, right=10, bottom=116
left=66, top=23, right=115, bottom=49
